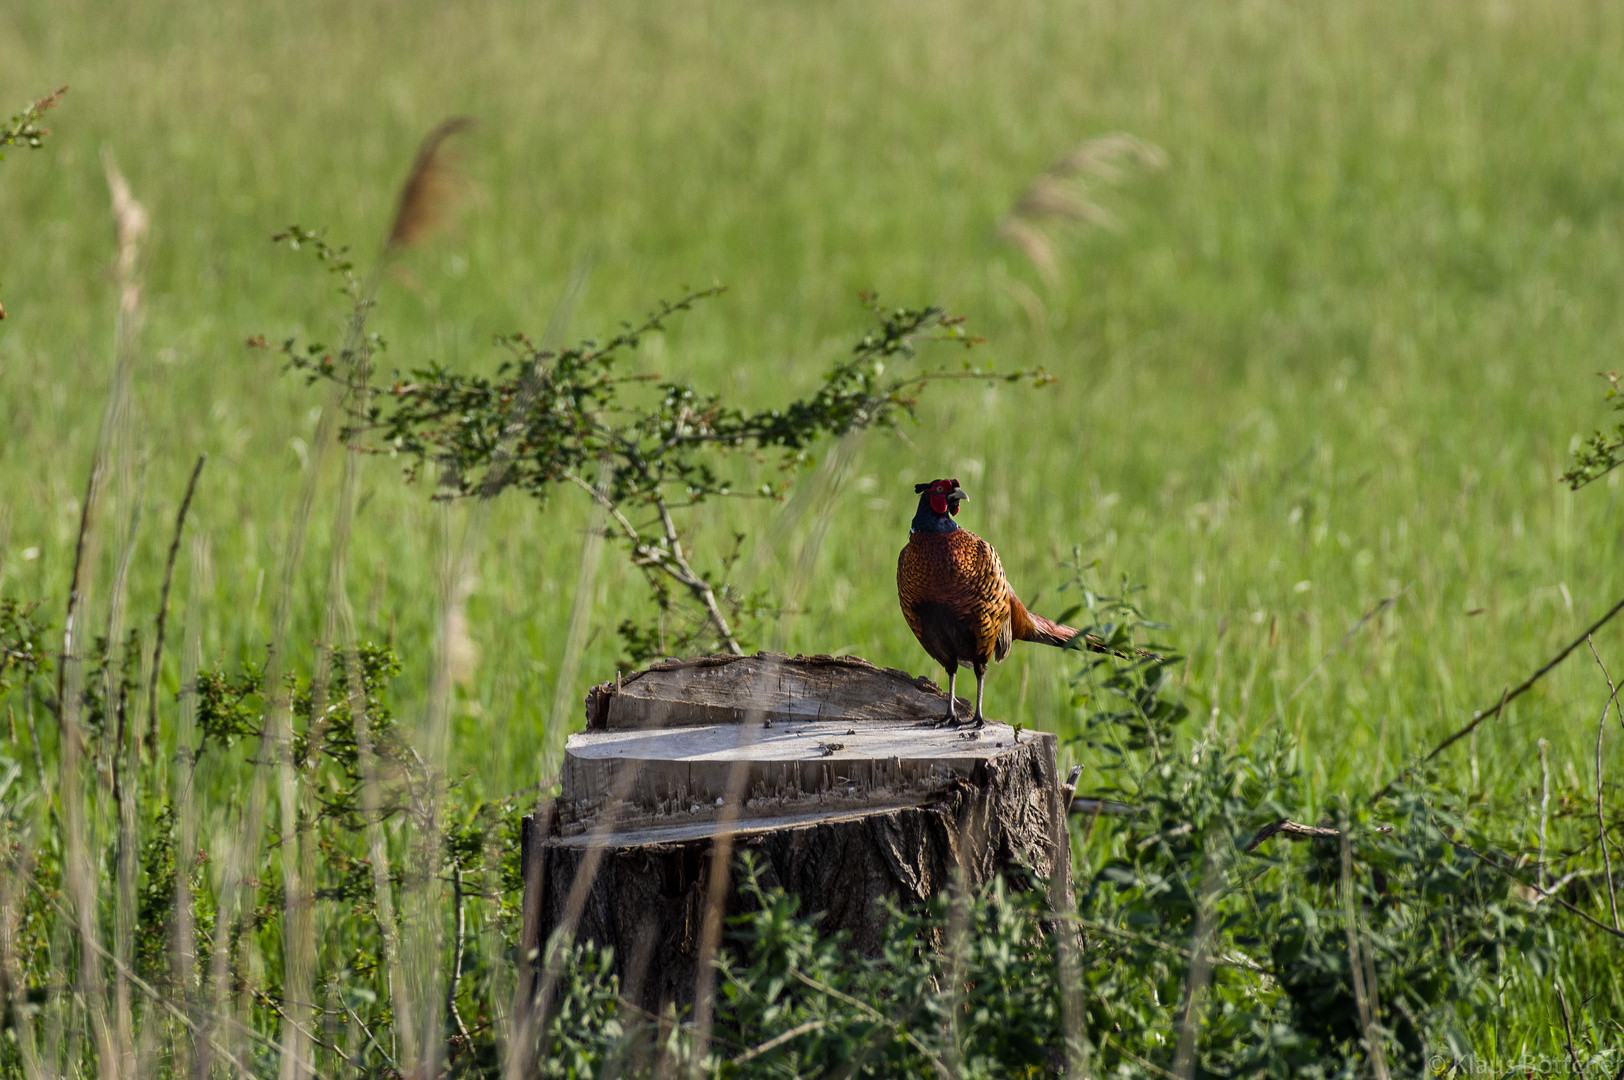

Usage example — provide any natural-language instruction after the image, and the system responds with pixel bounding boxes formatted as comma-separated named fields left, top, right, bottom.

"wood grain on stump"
left=519, top=653, right=1071, bottom=1014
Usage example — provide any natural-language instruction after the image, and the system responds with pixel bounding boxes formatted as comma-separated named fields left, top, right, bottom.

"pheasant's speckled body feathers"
left=897, top=528, right=1013, bottom=672
left=897, top=478, right=1079, bottom=726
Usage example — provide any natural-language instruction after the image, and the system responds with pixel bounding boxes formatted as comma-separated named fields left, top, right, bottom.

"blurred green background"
left=4, top=0, right=1624, bottom=828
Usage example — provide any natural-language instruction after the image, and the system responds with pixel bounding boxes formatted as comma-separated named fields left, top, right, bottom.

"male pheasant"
left=897, top=478, right=1079, bottom=727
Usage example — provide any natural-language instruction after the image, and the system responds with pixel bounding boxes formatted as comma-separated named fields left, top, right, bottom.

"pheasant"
left=897, top=478, right=1079, bottom=727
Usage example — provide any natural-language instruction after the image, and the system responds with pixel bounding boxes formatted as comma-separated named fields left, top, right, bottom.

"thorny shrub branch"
left=0, top=85, right=65, bottom=161
left=255, top=266, right=1053, bottom=660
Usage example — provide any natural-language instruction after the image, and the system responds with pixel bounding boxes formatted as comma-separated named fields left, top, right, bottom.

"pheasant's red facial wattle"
left=914, top=478, right=965, bottom=521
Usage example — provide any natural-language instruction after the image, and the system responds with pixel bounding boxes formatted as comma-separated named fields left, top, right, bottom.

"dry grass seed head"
left=1053, top=132, right=1168, bottom=180
left=100, top=150, right=149, bottom=319
left=387, top=116, right=477, bottom=253
left=999, top=132, right=1166, bottom=281
left=1012, top=175, right=1115, bottom=228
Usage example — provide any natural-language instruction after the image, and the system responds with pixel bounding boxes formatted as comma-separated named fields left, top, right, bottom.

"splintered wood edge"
left=583, top=651, right=962, bottom=730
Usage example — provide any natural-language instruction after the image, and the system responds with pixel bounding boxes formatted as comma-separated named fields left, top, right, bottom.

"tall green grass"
left=5, top=0, right=1624, bottom=1051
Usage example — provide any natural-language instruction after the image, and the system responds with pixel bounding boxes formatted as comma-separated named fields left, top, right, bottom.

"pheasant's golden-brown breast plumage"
left=896, top=528, right=1015, bottom=672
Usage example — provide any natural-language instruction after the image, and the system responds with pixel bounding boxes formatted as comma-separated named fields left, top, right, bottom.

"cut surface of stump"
left=520, top=652, right=1071, bottom=1014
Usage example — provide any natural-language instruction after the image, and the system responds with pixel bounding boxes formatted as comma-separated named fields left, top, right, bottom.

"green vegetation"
left=6, top=0, right=1624, bottom=1072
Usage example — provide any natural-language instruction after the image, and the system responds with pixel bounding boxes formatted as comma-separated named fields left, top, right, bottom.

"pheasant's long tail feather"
left=1015, top=594, right=1167, bottom=661
left=1009, top=592, right=1079, bottom=648
left=1020, top=611, right=1079, bottom=647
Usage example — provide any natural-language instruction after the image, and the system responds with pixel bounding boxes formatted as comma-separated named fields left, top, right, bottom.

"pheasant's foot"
left=929, top=712, right=985, bottom=730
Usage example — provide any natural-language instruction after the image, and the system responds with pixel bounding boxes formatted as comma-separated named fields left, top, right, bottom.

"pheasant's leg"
left=970, top=663, right=988, bottom=729
left=932, top=667, right=959, bottom=727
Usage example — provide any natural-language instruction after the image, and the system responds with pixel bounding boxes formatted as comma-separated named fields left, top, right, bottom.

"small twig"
left=1069, top=796, right=1136, bottom=816
left=729, top=1019, right=829, bottom=1065
left=1554, top=979, right=1584, bottom=1078
left=1377, top=592, right=1624, bottom=800
left=655, top=497, right=742, bottom=655
left=788, top=969, right=952, bottom=1080
left=1587, top=636, right=1623, bottom=931
left=339, top=994, right=397, bottom=1070
left=562, top=469, right=743, bottom=655
left=1060, top=763, right=1083, bottom=803
left=261, top=990, right=352, bottom=1067
left=1242, top=818, right=1393, bottom=854
left=447, top=865, right=472, bottom=1045
left=147, top=453, right=205, bottom=759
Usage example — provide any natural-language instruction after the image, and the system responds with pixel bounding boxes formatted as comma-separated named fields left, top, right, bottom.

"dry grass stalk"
left=514, top=753, right=651, bottom=1078
left=1172, top=846, right=1220, bottom=1080
left=105, top=475, right=147, bottom=1080
left=280, top=324, right=379, bottom=1080
left=253, top=114, right=481, bottom=1080
left=341, top=610, right=417, bottom=1065
left=1340, top=833, right=1390, bottom=1080
left=1538, top=738, right=1551, bottom=890
left=63, top=696, right=119, bottom=1079
left=171, top=533, right=210, bottom=1080
left=398, top=497, right=481, bottom=1078
left=39, top=147, right=157, bottom=1080
left=685, top=663, right=779, bottom=1075
left=99, top=157, right=149, bottom=985
left=1050, top=782, right=1089, bottom=1077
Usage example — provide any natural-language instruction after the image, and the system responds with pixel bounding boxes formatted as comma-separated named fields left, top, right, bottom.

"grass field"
left=6, top=0, right=1624, bottom=1057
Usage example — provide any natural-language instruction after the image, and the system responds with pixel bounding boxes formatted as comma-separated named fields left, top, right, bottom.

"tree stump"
left=518, top=653, right=1071, bottom=1015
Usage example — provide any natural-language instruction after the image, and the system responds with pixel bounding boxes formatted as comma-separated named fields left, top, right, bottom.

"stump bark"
left=518, top=653, right=1071, bottom=1015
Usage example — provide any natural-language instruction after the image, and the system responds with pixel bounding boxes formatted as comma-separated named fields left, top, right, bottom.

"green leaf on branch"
left=1562, top=370, right=1624, bottom=489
